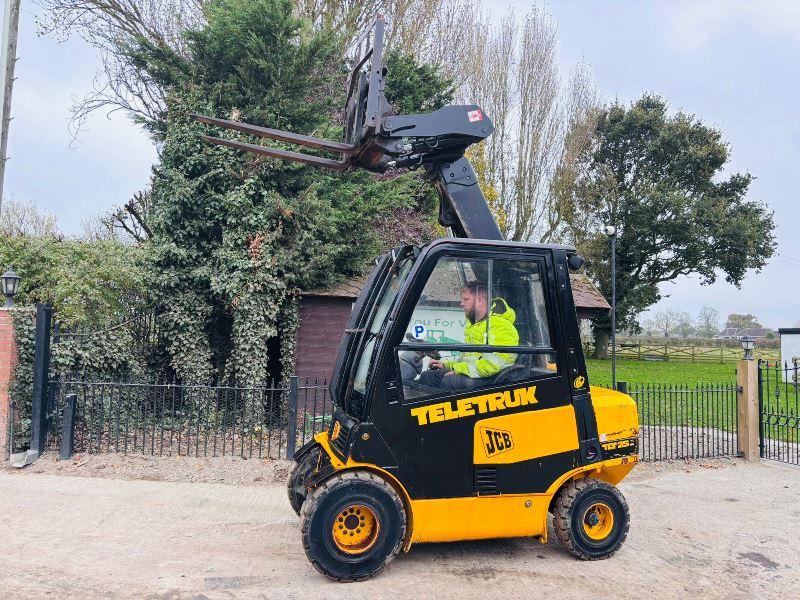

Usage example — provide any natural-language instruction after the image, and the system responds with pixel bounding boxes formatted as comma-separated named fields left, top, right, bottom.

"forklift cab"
left=327, top=237, right=604, bottom=501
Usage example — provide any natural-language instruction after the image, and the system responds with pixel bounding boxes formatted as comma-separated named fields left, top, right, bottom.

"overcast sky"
left=4, top=1, right=799, bottom=328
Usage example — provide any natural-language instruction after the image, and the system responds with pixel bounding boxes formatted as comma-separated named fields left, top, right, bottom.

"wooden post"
left=736, top=358, right=759, bottom=461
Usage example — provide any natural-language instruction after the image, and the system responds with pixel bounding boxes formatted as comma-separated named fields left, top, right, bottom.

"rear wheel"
left=287, top=446, right=320, bottom=516
left=554, top=477, right=629, bottom=560
left=301, top=470, right=406, bottom=582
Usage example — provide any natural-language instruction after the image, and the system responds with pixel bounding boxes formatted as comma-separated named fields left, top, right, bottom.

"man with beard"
left=417, top=281, right=519, bottom=393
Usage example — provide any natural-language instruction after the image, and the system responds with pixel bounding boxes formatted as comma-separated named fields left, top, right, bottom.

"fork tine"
left=200, top=135, right=350, bottom=171
left=193, top=114, right=358, bottom=155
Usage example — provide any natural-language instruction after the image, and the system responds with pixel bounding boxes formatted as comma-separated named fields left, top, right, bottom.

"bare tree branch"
left=35, top=0, right=205, bottom=138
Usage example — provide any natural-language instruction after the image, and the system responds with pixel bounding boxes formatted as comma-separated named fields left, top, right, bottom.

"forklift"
left=195, top=15, right=639, bottom=582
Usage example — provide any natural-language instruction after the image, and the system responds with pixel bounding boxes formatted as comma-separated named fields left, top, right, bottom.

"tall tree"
left=725, top=313, right=762, bottom=330
left=696, top=306, right=721, bottom=338
left=456, top=8, right=599, bottom=243
left=652, top=310, right=679, bottom=338
left=560, top=95, right=776, bottom=358
left=674, top=311, right=695, bottom=338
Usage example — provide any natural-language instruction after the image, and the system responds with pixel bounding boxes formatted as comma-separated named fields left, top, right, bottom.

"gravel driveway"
left=1, top=455, right=798, bottom=599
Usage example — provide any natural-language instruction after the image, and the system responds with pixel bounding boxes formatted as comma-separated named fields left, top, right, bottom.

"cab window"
left=397, top=256, right=558, bottom=401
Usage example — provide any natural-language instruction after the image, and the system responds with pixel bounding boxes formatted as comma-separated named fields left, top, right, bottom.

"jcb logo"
left=481, top=428, right=513, bottom=457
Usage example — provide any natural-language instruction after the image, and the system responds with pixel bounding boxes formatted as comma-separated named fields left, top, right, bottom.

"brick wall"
left=0, top=309, right=17, bottom=457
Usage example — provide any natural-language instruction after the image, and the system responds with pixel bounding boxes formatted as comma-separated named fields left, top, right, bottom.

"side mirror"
left=567, top=254, right=585, bottom=271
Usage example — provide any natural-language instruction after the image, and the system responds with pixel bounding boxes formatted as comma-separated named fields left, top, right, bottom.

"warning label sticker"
left=467, top=109, right=483, bottom=122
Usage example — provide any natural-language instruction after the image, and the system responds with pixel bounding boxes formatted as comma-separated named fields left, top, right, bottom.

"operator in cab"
left=418, top=281, right=519, bottom=393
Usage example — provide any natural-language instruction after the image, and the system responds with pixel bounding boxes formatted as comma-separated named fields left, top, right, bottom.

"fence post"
left=286, top=376, right=298, bottom=460
left=29, top=302, right=53, bottom=455
left=59, top=393, right=76, bottom=460
left=736, top=358, right=759, bottom=461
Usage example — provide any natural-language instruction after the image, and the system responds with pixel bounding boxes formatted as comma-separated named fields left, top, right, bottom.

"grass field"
left=586, top=358, right=738, bottom=386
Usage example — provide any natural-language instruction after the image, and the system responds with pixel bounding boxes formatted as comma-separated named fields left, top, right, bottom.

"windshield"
left=352, top=257, right=414, bottom=394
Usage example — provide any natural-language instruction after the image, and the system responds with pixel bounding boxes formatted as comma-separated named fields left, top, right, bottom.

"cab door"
left=369, top=244, right=581, bottom=500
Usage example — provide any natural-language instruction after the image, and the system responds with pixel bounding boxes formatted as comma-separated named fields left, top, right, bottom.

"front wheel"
left=554, top=477, right=630, bottom=560
left=300, top=470, right=406, bottom=582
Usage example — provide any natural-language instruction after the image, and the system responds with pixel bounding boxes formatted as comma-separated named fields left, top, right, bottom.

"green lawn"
left=586, top=358, right=738, bottom=387
left=587, top=358, right=740, bottom=435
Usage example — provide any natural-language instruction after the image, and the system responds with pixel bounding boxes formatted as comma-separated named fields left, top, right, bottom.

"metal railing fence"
left=44, top=376, right=332, bottom=460
left=759, top=361, right=800, bottom=465
left=612, top=381, right=739, bottom=462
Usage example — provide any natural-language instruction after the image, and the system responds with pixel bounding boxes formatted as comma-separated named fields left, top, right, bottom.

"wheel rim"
left=331, top=504, right=380, bottom=555
left=582, top=502, right=614, bottom=541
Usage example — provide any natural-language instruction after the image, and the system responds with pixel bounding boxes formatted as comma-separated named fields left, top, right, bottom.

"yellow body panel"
left=472, top=404, right=579, bottom=464
left=409, top=495, right=551, bottom=542
left=590, top=385, right=640, bottom=443
left=406, top=457, right=636, bottom=544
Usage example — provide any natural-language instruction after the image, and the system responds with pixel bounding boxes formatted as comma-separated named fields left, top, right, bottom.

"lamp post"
left=2, top=265, right=20, bottom=307
left=603, top=225, right=617, bottom=388
left=740, top=335, right=755, bottom=361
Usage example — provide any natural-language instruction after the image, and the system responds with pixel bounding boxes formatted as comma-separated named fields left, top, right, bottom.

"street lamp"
left=603, top=225, right=618, bottom=389
left=2, top=266, right=20, bottom=308
left=740, top=336, right=755, bottom=361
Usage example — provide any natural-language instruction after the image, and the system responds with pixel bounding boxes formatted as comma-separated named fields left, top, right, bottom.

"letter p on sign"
left=413, top=324, right=426, bottom=339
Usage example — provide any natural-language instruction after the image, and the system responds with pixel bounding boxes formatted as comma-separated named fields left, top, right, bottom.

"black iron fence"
left=37, top=377, right=742, bottom=463
left=615, top=381, right=739, bottom=462
left=759, top=361, right=800, bottom=465
left=44, top=376, right=333, bottom=460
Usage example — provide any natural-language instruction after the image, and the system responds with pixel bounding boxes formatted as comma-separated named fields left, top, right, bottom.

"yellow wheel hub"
left=331, top=504, right=380, bottom=555
left=582, top=502, right=614, bottom=541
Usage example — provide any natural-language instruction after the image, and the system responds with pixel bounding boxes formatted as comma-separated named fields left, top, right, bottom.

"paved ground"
left=1, top=457, right=799, bottom=599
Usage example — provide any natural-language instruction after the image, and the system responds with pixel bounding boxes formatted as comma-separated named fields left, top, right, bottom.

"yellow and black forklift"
left=196, top=15, right=639, bottom=582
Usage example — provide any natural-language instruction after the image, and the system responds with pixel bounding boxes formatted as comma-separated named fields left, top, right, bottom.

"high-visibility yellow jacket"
left=443, top=298, right=519, bottom=378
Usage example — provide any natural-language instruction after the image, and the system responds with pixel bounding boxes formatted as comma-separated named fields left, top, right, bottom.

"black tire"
left=554, top=477, right=630, bottom=560
left=287, top=446, right=321, bottom=516
left=300, top=470, right=406, bottom=582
